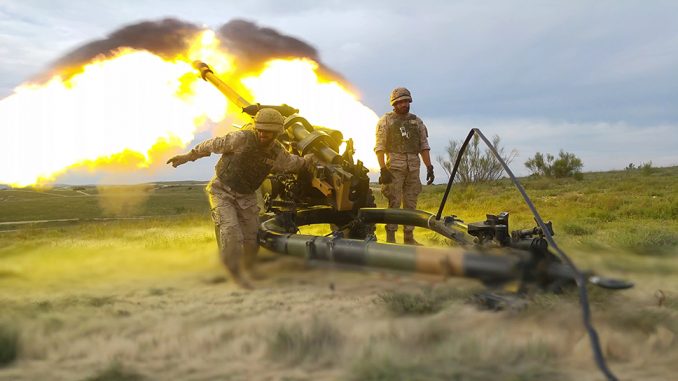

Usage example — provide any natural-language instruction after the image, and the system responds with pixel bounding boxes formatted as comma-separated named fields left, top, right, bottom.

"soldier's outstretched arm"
left=166, top=149, right=211, bottom=168
left=166, top=132, right=240, bottom=168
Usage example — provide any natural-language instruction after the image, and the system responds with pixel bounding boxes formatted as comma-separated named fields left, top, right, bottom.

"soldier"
left=374, top=87, right=434, bottom=245
left=167, top=108, right=314, bottom=289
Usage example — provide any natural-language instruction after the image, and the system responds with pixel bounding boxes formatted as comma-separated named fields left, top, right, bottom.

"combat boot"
left=243, top=256, right=265, bottom=280
left=221, top=244, right=254, bottom=290
left=232, top=273, right=254, bottom=290
left=404, top=231, right=422, bottom=246
left=243, top=243, right=265, bottom=280
left=386, top=230, right=396, bottom=243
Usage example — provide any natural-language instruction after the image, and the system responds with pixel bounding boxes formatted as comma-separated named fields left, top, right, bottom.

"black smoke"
left=218, top=20, right=319, bottom=65
left=43, top=18, right=344, bottom=84
left=218, top=19, right=344, bottom=81
left=47, top=18, right=202, bottom=78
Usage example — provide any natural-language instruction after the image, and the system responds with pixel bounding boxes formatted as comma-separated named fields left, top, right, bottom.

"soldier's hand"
left=303, top=153, right=318, bottom=170
left=426, top=165, right=435, bottom=185
left=166, top=154, right=190, bottom=168
left=379, top=167, right=393, bottom=184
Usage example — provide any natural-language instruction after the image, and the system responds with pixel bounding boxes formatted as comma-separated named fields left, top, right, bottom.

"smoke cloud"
left=96, top=184, right=154, bottom=217
left=218, top=19, right=345, bottom=81
left=47, top=18, right=202, bottom=79
left=42, top=18, right=344, bottom=83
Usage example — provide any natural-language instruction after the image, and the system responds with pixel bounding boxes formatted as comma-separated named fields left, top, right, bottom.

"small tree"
left=437, top=134, right=518, bottom=183
left=525, top=150, right=583, bottom=178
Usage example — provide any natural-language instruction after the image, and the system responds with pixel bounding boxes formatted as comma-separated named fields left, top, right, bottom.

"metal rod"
left=436, top=129, right=476, bottom=220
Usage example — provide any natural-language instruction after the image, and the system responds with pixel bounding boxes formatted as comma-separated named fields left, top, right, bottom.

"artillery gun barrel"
left=193, top=61, right=251, bottom=108
left=193, top=60, right=343, bottom=165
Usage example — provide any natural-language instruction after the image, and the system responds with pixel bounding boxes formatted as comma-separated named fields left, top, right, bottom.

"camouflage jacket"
left=193, top=130, right=311, bottom=208
left=374, top=112, right=430, bottom=171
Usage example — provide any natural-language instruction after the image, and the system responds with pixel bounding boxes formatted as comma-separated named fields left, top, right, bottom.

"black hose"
left=436, top=128, right=618, bottom=381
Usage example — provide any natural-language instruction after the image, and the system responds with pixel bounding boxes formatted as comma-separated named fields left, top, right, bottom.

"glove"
left=303, top=153, right=317, bottom=170
left=379, top=167, right=393, bottom=184
left=166, top=149, right=205, bottom=168
left=426, top=165, right=434, bottom=185
left=166, top=153, right=191, bottom=168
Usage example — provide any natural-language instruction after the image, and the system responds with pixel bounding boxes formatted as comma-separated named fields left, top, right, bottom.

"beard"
left=395, top=103, right=410, bottom=115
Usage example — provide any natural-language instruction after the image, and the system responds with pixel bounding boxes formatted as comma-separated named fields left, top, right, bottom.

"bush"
left=625, top=161, right=654, bottom=175
left=267, top=319, right=342, bottom=363
left=436, top=134, right=518, bottom=184
left=375, top=287, right=469, bottom=315
left=376, top=290, right=442, bottom=315
left=0, top=324, right=18, bottom=366
left=525, top=150, right=583, bottom=178
left=640, top=161, right=655, bottom=175
left=82, top=363, right=145, bottom=381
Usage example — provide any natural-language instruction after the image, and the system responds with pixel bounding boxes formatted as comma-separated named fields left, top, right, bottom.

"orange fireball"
left=0, top=30, right=378, bottom=187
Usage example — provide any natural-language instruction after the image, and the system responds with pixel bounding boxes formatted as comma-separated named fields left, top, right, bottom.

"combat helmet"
left=253, top=108, right=284, bottom=133
left=390, top=87, right=412, bottom=105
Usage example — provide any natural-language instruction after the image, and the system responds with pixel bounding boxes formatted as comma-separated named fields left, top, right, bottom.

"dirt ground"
left=1, top=242, right=677, bottom=381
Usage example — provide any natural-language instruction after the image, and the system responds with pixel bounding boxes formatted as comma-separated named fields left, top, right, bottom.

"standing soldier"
left=167, top=108, right=314, bottom=289
left=374, top=87, right=434, bottom=245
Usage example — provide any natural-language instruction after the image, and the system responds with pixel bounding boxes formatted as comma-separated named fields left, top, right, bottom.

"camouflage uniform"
left=191, top=129, right=312, bottom=283
left=374, top=112, right=430, bottom=234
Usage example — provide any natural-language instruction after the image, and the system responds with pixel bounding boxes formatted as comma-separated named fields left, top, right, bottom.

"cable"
left=437, top=128, right=618, bottom=381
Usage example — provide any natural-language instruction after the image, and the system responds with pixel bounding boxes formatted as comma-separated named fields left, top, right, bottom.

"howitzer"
left=194, top=61, right=373, bottom=215
left=193, top=61, right=632, bottom=292
left=194, top=62, right=632, bottom=380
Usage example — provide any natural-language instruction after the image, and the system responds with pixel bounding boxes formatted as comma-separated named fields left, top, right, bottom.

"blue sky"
left=1, top=0, right=677, bottom=183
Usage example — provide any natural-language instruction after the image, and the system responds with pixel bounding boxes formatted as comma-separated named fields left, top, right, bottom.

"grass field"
left=1, top=167, right=677, bottom=380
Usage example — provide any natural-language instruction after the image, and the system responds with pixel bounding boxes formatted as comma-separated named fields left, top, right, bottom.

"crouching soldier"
left=167, top=108, right=315, bottom=289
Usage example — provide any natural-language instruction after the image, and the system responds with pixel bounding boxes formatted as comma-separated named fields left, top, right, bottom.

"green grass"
left=0, top=171, right=677, bottom=380
left=375, top=286, right=472, bottom=315
left=347, top=336, right=564, bottom=381
left=419, top=166, right=678, bottom=254
left=0, top=215, right=216, bottom=293
left=376, top=289, right=443, bottom=315
left=82, top=363, right=145, bottom=381
left=2, top=168, right=677, bottom=256
left=0, top=184, right=210, bottom=222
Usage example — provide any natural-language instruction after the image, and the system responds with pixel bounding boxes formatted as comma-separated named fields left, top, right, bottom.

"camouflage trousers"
left=206, top=179, right=260, bottom=277
left=381, top=164, right=422, bottom=233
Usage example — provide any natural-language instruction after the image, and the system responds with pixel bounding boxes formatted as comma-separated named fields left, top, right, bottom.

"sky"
left=1, top=0, right=677, bottom=183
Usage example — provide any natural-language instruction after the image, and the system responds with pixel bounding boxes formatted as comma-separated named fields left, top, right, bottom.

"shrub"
left=436, top=134, right=518, bottom=183
left=640, top=161, right=655, bottom=175
left=377, top=290, right=442, bottom=315
left=0, top=324, right=18, bottom=366
left=82, top=363, right=144, bottom=381
left=374, top=287, right=469, bottom=315
left=267, top=319, right=342, bottom=363
left=525, top=150, right=583, bottom=178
